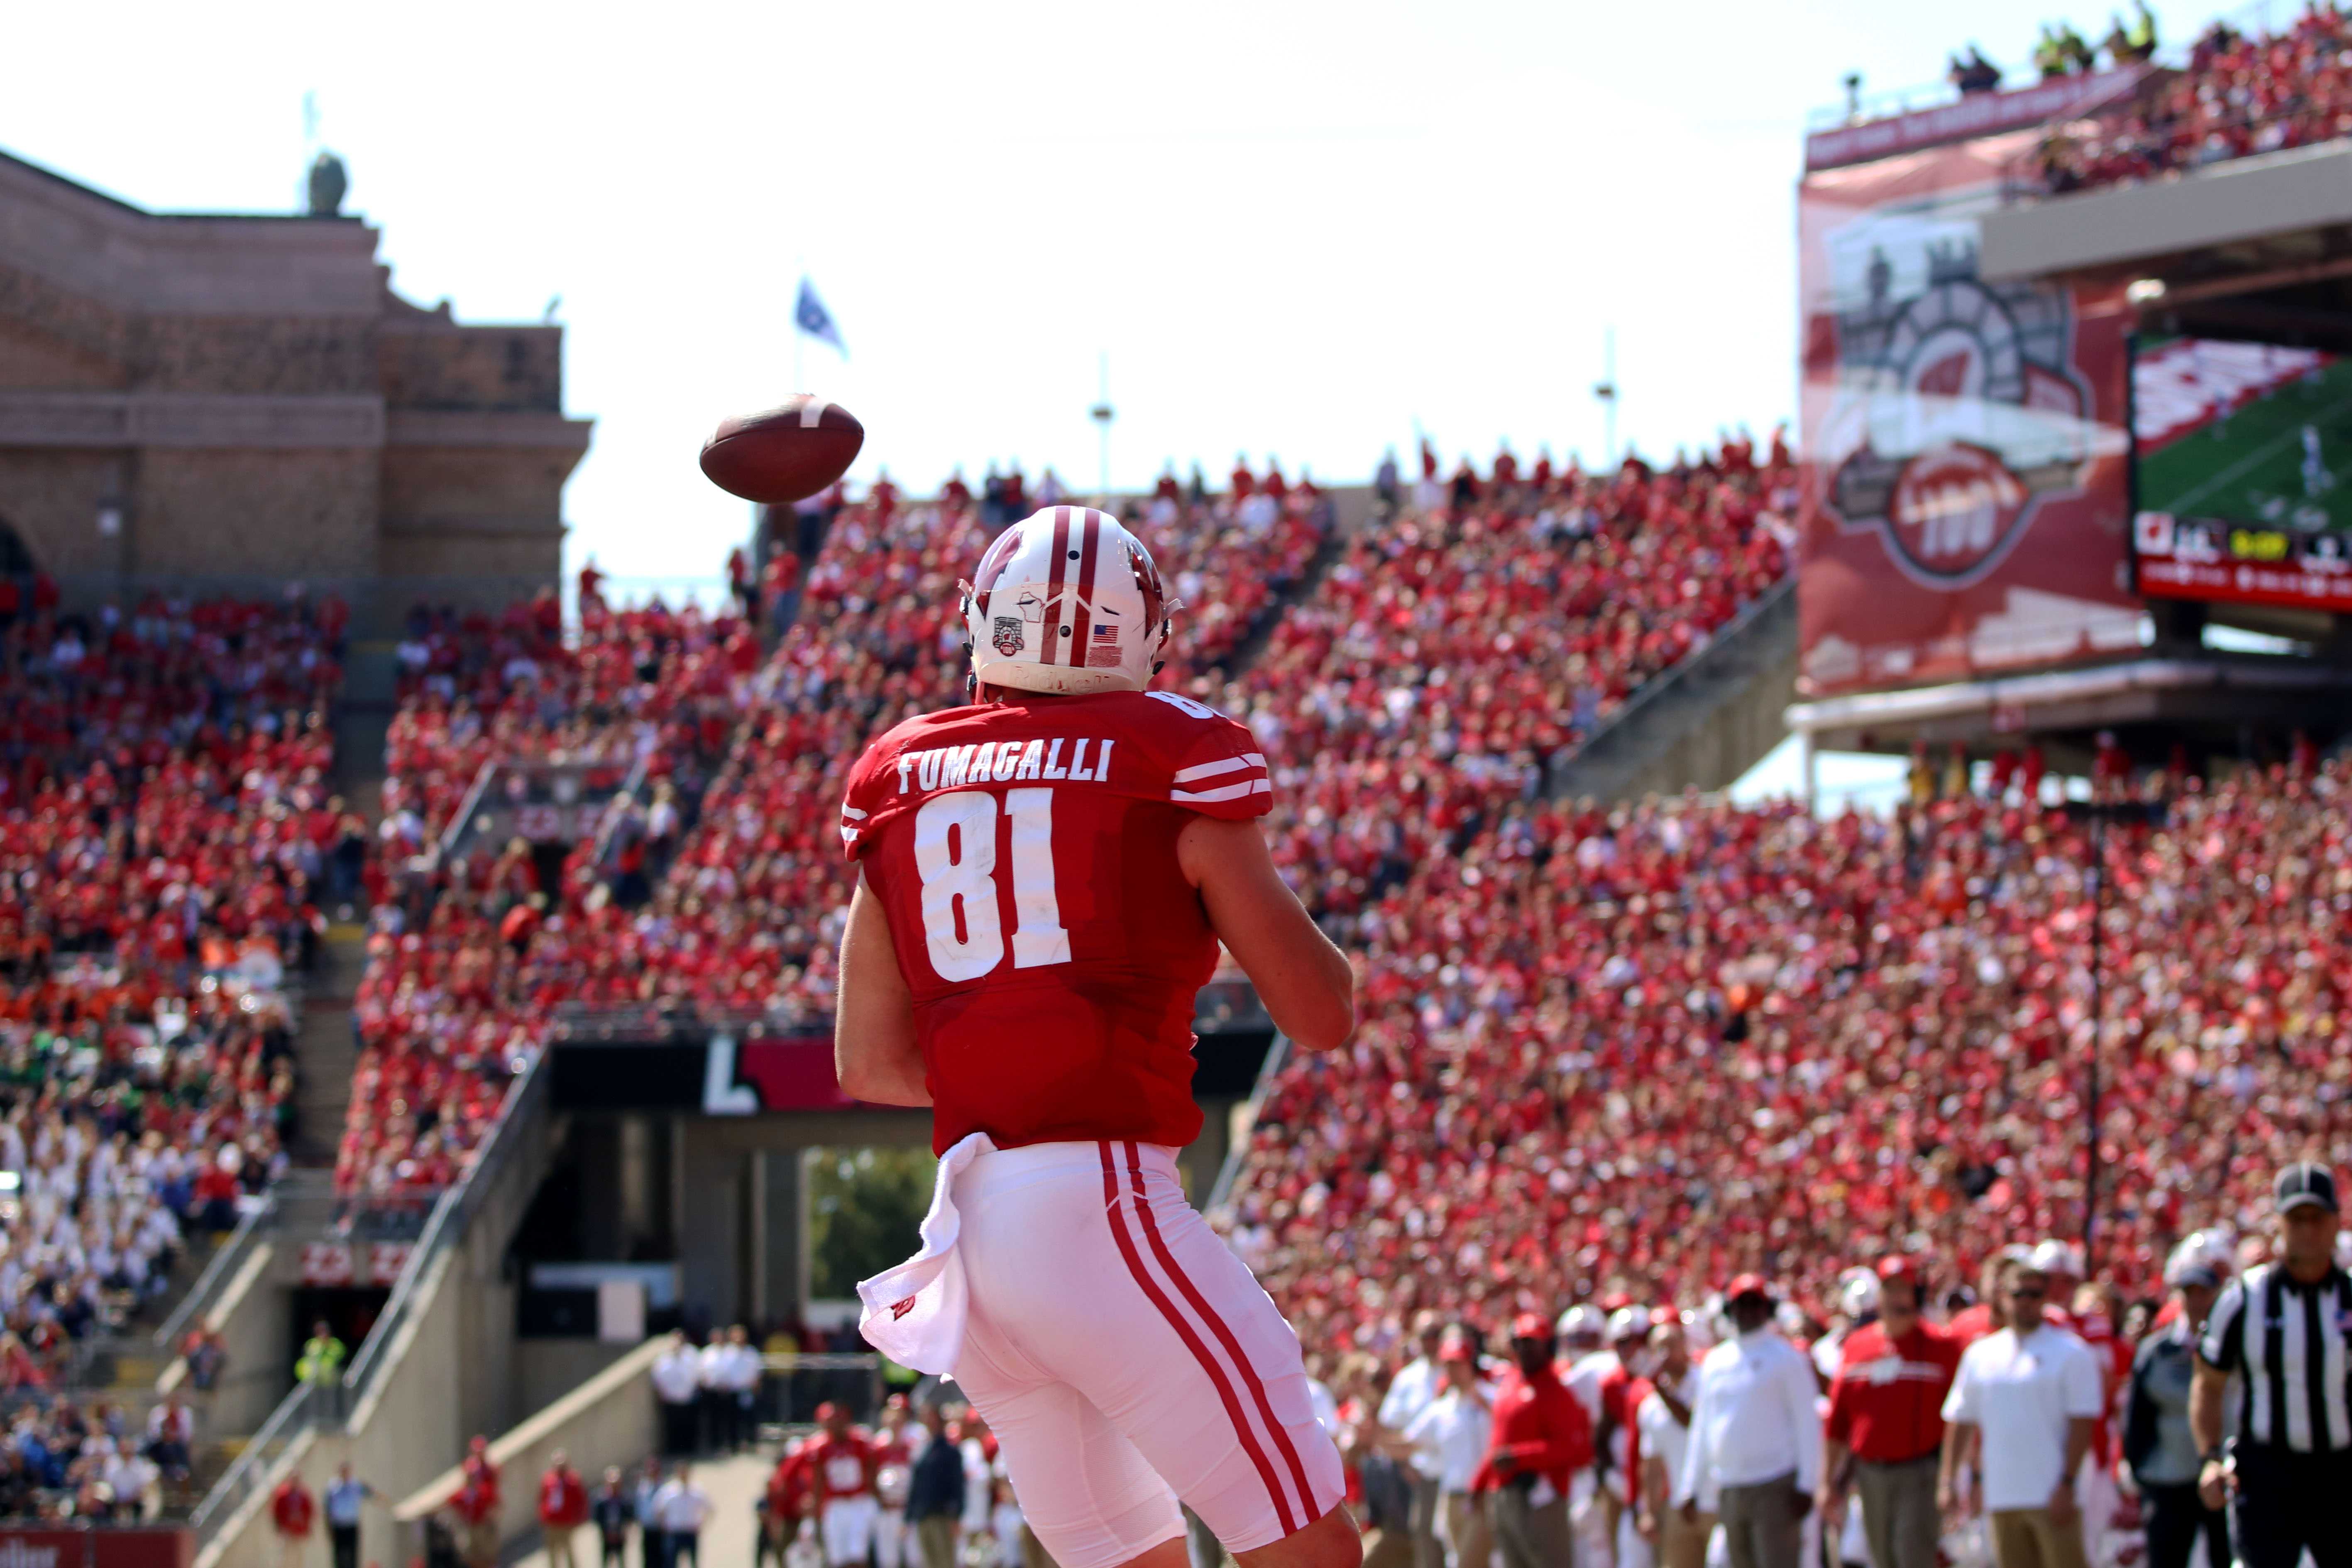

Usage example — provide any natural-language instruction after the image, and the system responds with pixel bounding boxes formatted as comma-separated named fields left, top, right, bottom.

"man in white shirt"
left=1674, top=1275, right=1820, bottom=1568
left=100, top=1437, right=159, bottom=1520
left=1938, top=1258, right=2101, bottom=1568
left=1400, top=1328, right=1494, bottom=1568
left=1379, top=1312, right=1449, bottom=1568
left=650, top=1464, right=713, bottom=1568
left=651, top=1334, right=705, bottom=1456
left=1636, top=1322, right=1706, bottom=1568
left=703, top=1326, right=763, bottom=1453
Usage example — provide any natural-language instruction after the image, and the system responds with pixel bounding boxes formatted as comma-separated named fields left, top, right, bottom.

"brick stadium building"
left=0, top=146, right=589, bottom=611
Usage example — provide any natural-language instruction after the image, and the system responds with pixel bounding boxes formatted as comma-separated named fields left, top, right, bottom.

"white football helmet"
left=961, top=506, right=1175, bottom=696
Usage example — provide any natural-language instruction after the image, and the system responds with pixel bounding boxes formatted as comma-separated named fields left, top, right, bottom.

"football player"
left=836, top=506, right=1357, bottom=1568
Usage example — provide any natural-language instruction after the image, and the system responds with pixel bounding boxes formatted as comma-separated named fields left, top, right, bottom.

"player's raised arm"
left=834, top=871, right=929, bottom=1106
left=1176, top=813, right=1354, bottom=1053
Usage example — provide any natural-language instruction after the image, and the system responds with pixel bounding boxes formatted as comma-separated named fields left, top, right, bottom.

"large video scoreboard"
left=2131, top=335, right=2352, bottom=613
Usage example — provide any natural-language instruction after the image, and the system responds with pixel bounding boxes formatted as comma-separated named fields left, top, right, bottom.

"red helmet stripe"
left=1039, top=508, right=1072, bottom=665
left=1073, top=508, right=1102, bottom=658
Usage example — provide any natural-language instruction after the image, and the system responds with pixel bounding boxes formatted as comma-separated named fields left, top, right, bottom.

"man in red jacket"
left=273, top=1473, right=317, bottom=1568
left=540, top=1450, right=592, bottom=1568
left=1823, top=1258, right=1959, bottom=1568
left=1475, top=1313, right=1594, bottom=1568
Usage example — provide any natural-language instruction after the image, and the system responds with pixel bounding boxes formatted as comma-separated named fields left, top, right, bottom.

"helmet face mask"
left=962, top=507, right=1175, bottom=696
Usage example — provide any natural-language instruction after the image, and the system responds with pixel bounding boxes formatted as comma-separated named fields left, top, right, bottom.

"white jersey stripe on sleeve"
left=841, top=805, right=868, bottom=819
left=1170, top=778, right=1273, bottom=805
left=1171, top=754, right=1268, bottom=784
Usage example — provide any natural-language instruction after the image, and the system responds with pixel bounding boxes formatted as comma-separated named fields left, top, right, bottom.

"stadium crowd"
left=2028, top=6, right=2352, bottom=193
left=0, top=591, right=339, bottom=1385
left=337, top=596, right=757, bottom=1196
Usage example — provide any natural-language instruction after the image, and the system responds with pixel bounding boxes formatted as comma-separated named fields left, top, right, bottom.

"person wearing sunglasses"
left=1936, top=1257, right=2103, bottom=1568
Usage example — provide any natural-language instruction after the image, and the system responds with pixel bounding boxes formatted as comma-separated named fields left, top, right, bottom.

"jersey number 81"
left=912, top=788, right=1071, bottom=982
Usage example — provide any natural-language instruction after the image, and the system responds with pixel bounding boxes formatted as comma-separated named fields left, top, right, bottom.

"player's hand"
left=1634, top=1509, right=1657, bottom=1543
left=1492, top=1453, right=1519, bottom=1478
left=1814, top=1483, right=1839, bottom=1523
left=1678, top=1500, right=1697, bottom=1526
left=2197, top=1459, right=2233, bottom=1512
left=1790, top=1483, right=1813, bottom=1521
left=2046, top=1481, right=2077, bottom=1526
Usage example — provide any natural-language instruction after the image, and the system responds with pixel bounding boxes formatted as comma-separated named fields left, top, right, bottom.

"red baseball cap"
left=1725, top=1273, right=1772, bottom=1302
left=1437, top=1328, right=1474, bottom=1359
left=1509, top=1312, right=1551, bottom=1340
left=813, top=1402, right=841, bottom=1421
left=1875, top=1255, right=1920, bottom=1283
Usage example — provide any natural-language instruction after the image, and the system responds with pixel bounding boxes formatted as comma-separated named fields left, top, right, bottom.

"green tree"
left=807, top=1146, right=936, bottom=1299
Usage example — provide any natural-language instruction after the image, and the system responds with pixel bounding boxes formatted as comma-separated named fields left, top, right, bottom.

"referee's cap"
left=2276, top=1161, right=2339, bottom=1215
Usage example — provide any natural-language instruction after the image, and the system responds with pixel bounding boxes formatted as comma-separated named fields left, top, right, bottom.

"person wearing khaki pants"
left=1396, top=1327, right=1496, bottom=1568
left=1442, top=1491, right=1492, bottom=1568
left=1937, top=1258, right=2101, bottom=1568
left=1636, top=1321, right=1707, bottom=1568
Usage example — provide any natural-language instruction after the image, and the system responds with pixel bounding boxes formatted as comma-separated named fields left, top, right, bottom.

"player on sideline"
left=836, top=506, right=1358, bottom=1568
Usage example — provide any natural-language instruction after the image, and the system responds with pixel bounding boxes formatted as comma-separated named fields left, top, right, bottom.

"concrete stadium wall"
left=390, top=1338, right=667, bottom=1552
left=158, top=1241, right=288, bottom=1434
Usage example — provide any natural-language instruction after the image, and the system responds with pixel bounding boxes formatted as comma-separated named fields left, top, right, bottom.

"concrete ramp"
left=1547, top=579, right=1798, bottom=803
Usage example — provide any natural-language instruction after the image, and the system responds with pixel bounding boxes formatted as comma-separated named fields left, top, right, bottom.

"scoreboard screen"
left=2133, top=335, right=2352, bottom=611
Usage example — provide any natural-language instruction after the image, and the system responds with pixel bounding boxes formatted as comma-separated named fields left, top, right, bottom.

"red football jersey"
left=841, top=687, right=1271, bottom=1153
left=805, top=1433, right=880, bottom=1500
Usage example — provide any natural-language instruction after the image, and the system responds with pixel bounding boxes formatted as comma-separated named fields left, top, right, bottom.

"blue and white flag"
left=795, top=278, right=846, bottom=354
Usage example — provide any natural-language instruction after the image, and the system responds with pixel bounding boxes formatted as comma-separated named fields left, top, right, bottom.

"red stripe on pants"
left=1122, top=1141, right=1318, bottom=1528
left=1095, top=1141, right=1299, bottom=1535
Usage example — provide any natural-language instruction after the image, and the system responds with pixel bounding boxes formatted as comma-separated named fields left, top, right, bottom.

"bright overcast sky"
left=7, top=0, right=2242, bottom=595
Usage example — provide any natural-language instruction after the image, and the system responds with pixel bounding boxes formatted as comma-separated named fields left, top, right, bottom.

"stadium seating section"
left=0, top=591, right=345, bottom=1387
left=2032, top=11, right=2352, bottom=193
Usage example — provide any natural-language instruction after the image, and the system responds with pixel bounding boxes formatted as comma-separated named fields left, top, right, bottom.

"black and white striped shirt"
left=2198, top=1261, right=2352, bottom=1453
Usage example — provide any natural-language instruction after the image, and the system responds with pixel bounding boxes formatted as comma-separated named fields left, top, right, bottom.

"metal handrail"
left=189, top=1381, right=316, bottom=1538
left=340, top=1048, right=550, bottom=1399
left=1543, top=574, right=1795, bottom=798
left=1206, top=1032, right=1294, bottom=1214
left=153, top=1190, right=276, bottom=1351
left=183, top=1015, right=553, bottom=1543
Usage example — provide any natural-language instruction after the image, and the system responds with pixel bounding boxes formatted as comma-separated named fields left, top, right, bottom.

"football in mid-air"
left=699, top=397, right=865, bottom=503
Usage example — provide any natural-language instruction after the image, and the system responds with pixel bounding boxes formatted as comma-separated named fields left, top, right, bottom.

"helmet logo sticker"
left=991, top=618, right=1025, bottom=656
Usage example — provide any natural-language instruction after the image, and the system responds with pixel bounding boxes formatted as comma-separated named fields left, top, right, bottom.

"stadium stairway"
left=289, top=927, right=368, bottom=1168
left=1544, top=576, right=1799, bottom=803
left=333, top=637, right=400, bottom=823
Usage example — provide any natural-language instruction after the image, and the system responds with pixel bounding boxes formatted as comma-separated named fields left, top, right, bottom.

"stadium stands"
left=1216, top=752, right=2348, bottom=1355
left=338, top=598, right=755, bottom=1197
left=0, top=592, right=345, bottom=1384
left=2028, top=10, right=2352, bottom=193
left=1222, top=437, right=1794, bottom=925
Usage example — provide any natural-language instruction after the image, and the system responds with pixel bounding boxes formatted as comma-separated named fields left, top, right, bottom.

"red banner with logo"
left=1797, top=132, right=2141, bottom=695
left=0, top=1529, right=190, bottom=1568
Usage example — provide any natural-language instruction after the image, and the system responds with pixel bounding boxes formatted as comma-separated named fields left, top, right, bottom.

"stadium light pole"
left=1090, top=353, right=1115, bottom=507
left=2063, top=794, right=2168, bottom=1275
left=1594, top=329, right=1619, bottom=472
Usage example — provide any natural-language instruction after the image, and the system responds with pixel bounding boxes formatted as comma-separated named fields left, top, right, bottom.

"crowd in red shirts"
left=1215, top=747, right=2347, bottom=1374
left=1215, top=438, right=1793, bottom=927
left=336, top=597, right=760, bottom=1196
left=0, top=591, right=343, bottom=1377
left=2029, top=6, right=2352, bottom=194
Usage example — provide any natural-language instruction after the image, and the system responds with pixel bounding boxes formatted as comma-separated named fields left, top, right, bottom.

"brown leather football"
left=699, top=397, right=865, bottom=503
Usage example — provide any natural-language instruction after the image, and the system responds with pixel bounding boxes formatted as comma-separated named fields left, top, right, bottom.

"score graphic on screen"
left=2131, top=337, right=2352, bottom=611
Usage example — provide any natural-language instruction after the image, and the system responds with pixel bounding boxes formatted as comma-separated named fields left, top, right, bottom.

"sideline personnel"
left=1822, top=1257, right=1958, bottom=1568
left=2191, top=1162, right=2352, bottom=1568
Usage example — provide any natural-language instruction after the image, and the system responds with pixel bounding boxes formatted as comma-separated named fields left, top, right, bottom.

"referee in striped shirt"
left=2191, top=1162, right=2352, bottom=1568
